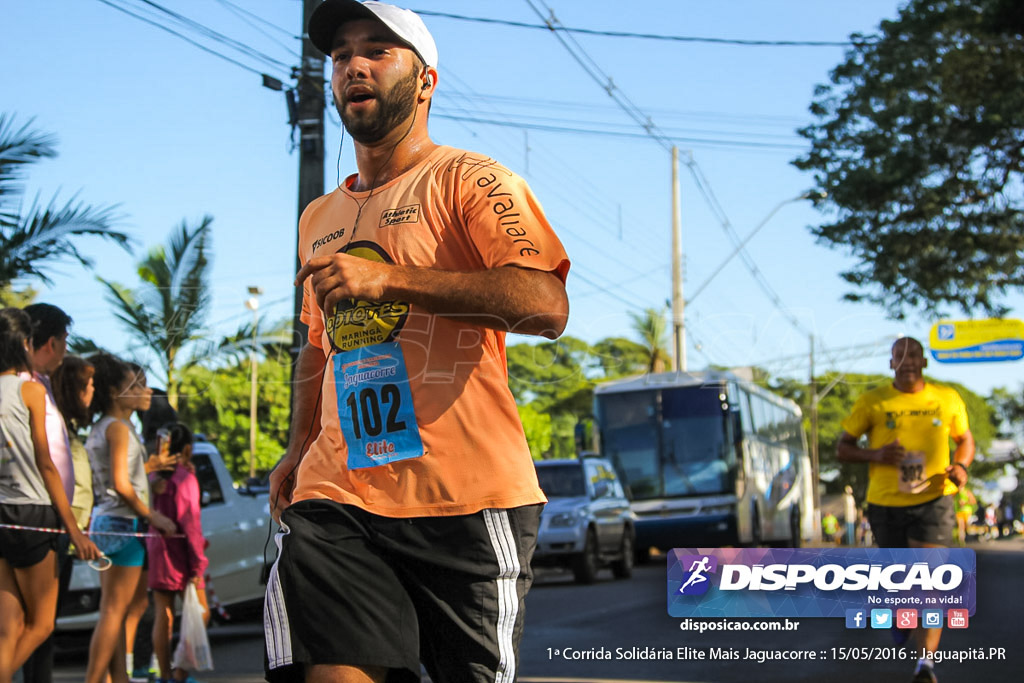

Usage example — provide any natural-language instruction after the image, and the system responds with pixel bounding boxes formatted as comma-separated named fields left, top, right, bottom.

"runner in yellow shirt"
left=837, top=337, right=975, bottom=683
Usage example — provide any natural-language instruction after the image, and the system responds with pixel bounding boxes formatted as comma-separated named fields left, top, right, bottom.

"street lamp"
left=686, top=190, right=827, bottom=306
left=245, top=286, right=263, bottom=482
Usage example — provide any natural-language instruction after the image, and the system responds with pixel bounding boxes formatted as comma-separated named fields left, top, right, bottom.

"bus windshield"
left=599, top=386, right=731, bottom=500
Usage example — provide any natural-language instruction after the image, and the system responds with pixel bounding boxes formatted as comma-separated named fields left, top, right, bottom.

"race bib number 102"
left=333, top=341, right=423, bottom=469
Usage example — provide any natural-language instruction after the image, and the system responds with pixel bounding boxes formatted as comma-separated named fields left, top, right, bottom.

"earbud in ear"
left=422, top=74, right=434, bottom=90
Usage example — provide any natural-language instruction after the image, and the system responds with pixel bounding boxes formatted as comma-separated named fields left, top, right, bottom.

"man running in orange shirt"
left=264, top=3, right=570, bottom=682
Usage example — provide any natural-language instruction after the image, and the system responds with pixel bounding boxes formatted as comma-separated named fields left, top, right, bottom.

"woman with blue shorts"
left=83, top=353, right=175, bottom=683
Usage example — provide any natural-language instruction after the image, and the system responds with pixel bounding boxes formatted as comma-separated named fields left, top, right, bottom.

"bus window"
left=737, top=387, right=754, bottom=435
left=660, top=386, right=730, bottom=496
left=598, top=390, right=660, bottom=500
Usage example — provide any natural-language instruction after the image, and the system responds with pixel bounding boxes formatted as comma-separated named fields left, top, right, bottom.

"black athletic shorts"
left=868, top=494, right=955, bottom=547
left=0, top=503, right=61, bottom=568
left=264, top=500, right=541, bottom=683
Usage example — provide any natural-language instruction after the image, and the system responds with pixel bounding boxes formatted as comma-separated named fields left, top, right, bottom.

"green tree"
left=989, top=385, right=1024, bottom=438
left=591, top=336, right=649, bottom=379
left=176, top=357, right=291, bottom=482
left=628, top=307, right=670, bottom=372
left=517, top=404, right=552, bottom=460
left=507, top=336, right=594, bottom=458
left=0, top=114, right=129, bottom=287
left=100, top=217, right=212, bottom=409
left=794, top=0, right=1024, bottom=317
left=0, top=283, right=36, bottom=307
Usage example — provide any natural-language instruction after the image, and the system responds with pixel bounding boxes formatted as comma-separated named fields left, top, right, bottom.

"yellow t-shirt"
left=841, top=383, right=969, bottom=507
left=293, top=145, right=570, bottom=517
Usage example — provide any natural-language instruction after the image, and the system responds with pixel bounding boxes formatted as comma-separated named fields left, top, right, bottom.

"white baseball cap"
left=308, top=0, right=439, bottom=68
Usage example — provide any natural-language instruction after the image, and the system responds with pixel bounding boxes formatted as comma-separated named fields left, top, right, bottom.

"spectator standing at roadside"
left=822, top=512, right=840, bottom=544
left=19, top=304, right=78, bottom=683
left=50, top=356, right=96, bottom=537
left=264, top=2, right=570, bottom=681
left=858, top=510, right=872, bottom=547
left=953, top=486, right=976, bottom=547
left=147, top=422, right=208, bottom=683
left=0, top=308, right=101, bottom=682
left=83, top=354, right=176, bottom=683
left=843, top=485, right=857, bottom=546
left=1000, top=499, right=1014, bottom=537
left=837, top=337, right=975, bottom=683
left=984, top=503, right=997, bottom=537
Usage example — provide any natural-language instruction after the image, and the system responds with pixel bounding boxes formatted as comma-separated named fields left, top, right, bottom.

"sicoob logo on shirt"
left=324, top=241, right=410, bottom=352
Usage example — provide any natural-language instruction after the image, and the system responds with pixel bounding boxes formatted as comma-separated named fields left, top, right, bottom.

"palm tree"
left=0, top=113, right=129, bottom=288
left=628, top=307, right=671, bottom=373
left=100, top=217, right=213, bottom=409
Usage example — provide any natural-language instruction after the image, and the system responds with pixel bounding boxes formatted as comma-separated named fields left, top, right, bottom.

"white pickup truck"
left=57, top=438, right=274, bottom=631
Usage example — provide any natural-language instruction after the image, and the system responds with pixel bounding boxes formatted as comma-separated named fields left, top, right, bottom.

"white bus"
left=593, top=370, right=814, bottom=555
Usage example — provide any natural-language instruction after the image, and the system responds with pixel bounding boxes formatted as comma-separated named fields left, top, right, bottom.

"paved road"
left=54, top=536, right=1023, bottom=682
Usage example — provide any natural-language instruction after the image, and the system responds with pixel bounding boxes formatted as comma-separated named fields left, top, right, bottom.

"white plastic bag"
left=172, top=583, right=214, bottom=671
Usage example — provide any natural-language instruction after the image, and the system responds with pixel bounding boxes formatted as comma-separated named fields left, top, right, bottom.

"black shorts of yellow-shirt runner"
left=264, top=500, right=542, bottom=683
left=867, top=494, right=955, bottom=547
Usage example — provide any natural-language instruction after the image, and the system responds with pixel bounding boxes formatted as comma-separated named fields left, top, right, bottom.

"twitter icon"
left=870, top=609, right=892, bottom=629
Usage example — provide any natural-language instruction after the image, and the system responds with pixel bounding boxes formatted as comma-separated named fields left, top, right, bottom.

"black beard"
left=338, top=69, right=418, bottom=144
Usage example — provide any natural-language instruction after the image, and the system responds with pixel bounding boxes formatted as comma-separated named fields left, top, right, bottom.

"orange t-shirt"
left=293, top=145, right=570, bottom=517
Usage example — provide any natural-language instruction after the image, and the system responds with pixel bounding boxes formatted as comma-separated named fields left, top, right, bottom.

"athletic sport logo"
left=379, top=204, right=420, bottom=228
left=677, top=554, right=717, bottom=596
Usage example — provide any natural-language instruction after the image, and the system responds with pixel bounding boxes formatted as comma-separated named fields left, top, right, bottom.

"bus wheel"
left=611, top=530, right=634, bottom=579
left=573, top=528, right=600, bottom=584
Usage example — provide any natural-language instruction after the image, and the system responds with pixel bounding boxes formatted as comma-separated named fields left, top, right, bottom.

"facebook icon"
left=845, top=609, right=866, bottom=629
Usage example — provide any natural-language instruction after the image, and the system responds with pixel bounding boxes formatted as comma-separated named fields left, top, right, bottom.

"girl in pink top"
left=145, top=423, right=208, bottom=683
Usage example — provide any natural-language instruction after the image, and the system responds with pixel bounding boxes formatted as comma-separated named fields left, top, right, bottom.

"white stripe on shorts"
left=264, top=524, right=293, bottom=669
left=483, top=508, right=521, bottom=683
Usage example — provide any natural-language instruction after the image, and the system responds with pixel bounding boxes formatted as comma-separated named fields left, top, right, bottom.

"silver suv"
left=533, top=455, right=635, bottom=584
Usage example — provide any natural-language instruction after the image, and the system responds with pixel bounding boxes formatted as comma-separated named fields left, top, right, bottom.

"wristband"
left=951, top=461, right=968, bottom=475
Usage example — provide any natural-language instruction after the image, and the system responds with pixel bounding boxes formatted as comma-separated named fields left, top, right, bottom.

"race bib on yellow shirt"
left=898, top=451, right=928, bottom=494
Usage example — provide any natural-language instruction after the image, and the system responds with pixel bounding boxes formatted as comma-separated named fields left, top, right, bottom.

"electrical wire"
left=92, top=0, right=289, bottom=82
left=435, top=106, right=802, bottom=143
left=431, top=113, right=806, bottom=151
left=410, top=8, right=873, bottom=48
left=130, top=0, right=292, bottom=70
left=214, top=0, right=302, bottom=58
left=214, top=0, right=300, bottom=38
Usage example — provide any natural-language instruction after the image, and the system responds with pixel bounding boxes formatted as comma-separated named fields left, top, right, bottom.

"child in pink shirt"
left=146, top=423, right=208, bottom=683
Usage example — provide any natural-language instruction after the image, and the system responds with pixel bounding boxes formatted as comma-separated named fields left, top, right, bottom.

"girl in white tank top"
left=0, top=308, right=100, bottom=679
left=81, top=353, right=176, bottom=683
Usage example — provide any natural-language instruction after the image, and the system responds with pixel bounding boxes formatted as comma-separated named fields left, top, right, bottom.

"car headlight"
left=548, top=511, right=582, bottom=528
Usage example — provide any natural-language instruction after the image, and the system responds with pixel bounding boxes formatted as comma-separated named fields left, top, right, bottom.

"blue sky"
left=3, top=0, right=1021, bottom=398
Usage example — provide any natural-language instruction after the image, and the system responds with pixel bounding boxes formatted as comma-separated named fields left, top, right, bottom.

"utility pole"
left=671, top=146, right=685, bottom=372
left=809, top=334, right=822, bottom=541
left=293, top=0, right=326, bottom=363
left=246, top=288, right=262, bottom=481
